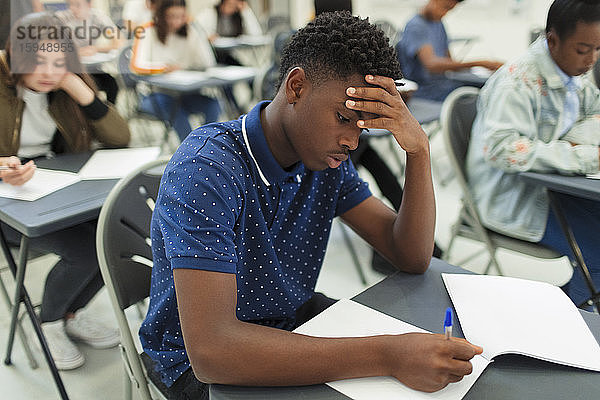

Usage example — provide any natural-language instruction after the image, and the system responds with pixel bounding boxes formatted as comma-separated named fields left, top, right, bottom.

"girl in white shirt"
left=131, top=0, right=222, bottom=141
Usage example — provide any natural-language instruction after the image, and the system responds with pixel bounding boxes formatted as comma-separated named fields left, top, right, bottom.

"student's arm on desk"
left=418, top=45, right=503, bottom=74
left=173, top=268, right=482, bottom=392
left=342, top=75, right=436, bottom=273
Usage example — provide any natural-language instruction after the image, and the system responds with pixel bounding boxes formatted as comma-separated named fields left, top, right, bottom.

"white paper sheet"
left=206, top=66, right=257, bottom=81
left=148, top=70, right=210, bottom=86
left=293, top=299, right=490, bottom=400
left=78, top=147, right=161, bottom=180
left=586, top=172, right=600, bottom=179
left=442, top=274, right=600, bottom=371
left=0, top=169, right=81, bottom=201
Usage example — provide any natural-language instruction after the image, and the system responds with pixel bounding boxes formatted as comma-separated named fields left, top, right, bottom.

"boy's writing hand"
left=0, top=157, right=36, bottom=186
left=385, top=332, right=483, bottom=393
left=345, top=75, right=429, bottom=156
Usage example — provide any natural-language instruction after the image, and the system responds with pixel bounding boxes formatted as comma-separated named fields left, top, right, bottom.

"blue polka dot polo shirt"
left=139, top=101, right=372, bottom=387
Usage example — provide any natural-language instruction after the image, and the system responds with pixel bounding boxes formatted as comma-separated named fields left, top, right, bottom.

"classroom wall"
left=289, top=0, right=554, bottom=64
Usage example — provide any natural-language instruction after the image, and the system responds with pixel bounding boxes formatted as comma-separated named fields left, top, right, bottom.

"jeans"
left=0, top=221, right=104, bottom=322
left=140, top=92, right=222, bottom=141
left=539, top=193, right=600, bottom=308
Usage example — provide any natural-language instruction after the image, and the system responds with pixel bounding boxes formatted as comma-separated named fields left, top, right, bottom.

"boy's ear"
left=284, top=67, right=307, bottom=105
left=546, top=29, right=558, bottom=51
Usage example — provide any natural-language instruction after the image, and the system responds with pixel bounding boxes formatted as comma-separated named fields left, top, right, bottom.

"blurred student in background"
left=131, top=0, right=222, bottom=142
left=195, top=0, right=262, bottom=66
left=467, top=0, right=600, bottom=309
left=122, top=0, right=158, bottom=32
left=0, top=13, right=130, bottom=370
left=57, top=0, right=122, bottom=104
left=396, top=0, right=502, bottom=101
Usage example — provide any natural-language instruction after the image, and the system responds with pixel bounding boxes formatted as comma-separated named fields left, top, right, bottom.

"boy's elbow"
left=397, top=253, right=431, bottom=274
left=187, top=344, right=228, bottom=384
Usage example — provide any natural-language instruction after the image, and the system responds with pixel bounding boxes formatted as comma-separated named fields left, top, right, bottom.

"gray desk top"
left=445, top=70, right=488, bottom=88
left=0, top=153, right=118, bottom=238
left=143, top=67, right=257, bottom=93
left=210, top=258, right=600, bottom=400
left=520, top=172, right=600, bottom=202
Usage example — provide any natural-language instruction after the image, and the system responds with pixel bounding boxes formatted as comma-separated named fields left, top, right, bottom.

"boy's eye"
left=337, top=112, right=350, bottom=123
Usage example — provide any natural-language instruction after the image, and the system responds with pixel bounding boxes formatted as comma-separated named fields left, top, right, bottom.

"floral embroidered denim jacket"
left=466, top=38, right=600, bottom=241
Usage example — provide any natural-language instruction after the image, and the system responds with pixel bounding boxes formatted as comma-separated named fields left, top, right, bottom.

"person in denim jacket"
left=467, top=0, right=600, bottom=307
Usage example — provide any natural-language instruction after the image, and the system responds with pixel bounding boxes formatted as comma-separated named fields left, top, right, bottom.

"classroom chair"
left=116, top=45, right=177, bottom=149
left=373, top=20, right=402, bottom=47
left=440, top=86, right=561, bottom=275
left=96, top=158, right=170, bottom=400
left=593, top=59, right=600, bottom=89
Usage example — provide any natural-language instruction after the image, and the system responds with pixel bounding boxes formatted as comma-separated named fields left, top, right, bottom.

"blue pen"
left=443, top=307, right=453, bottom=340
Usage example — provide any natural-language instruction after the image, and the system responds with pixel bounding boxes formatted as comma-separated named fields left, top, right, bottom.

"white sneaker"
left=41, top=320, right=85, bottom=370
left=65, top=311, right=120, bottom=349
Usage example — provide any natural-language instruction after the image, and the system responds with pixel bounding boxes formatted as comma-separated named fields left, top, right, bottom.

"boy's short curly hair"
left=278, top=11, right=402, bottom=90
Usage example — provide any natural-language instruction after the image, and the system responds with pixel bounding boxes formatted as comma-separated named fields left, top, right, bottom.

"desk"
left=0, top=153, right=118, bottom=400
left=142, top=67, right=258, bottom=121
left=520, top=172, right=600, bottom=310
left=211, top=35, right=272, bottom=68
left=210, top=258, right=600, bottom=400
left=445, top=69, right=489, bottom=88
left=211, top=35, right=272, bottom=52
left=81, top=50, right=118, bottom=72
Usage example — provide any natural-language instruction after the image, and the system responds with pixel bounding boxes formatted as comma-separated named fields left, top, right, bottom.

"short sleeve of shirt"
left=403, top=17, right=431, bottom=58
left=335, top=159, right=371, bottom=216
left=157, top=154, right=242, bottom=273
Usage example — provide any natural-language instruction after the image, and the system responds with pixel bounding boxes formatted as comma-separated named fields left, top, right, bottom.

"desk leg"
left=548, top=191, right=600, bottom=311
left=3, top=236, right=70, bottom=400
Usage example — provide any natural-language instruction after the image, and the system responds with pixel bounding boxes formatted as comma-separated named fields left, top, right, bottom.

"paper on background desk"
left=586, top=172, right=600, bottom=179
left=442, top=273, right=600, bottom=371
left=149, top=70, right=210, bottom=86
left=206, top=66, right=257, bottom=81
left=78, top=147, right=161, bottom=180
left=0, top=169, right=81, bottom=201
left=293, top=299, right=489, bottom=400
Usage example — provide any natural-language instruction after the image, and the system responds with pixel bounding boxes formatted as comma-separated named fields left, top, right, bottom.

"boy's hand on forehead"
left=345, top=75, right=429, bottom=156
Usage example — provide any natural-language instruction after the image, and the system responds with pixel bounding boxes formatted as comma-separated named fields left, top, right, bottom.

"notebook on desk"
left=441, top=273, right=600, bottom=371
left=294, top=299, right=490, bottom=400
left=294, top=275, right=600, bottom=400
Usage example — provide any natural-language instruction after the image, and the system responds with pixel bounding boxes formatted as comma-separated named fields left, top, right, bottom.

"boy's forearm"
left=188, top=319, right=390, bottom=386
left=390, top=146, right=435, bottom=272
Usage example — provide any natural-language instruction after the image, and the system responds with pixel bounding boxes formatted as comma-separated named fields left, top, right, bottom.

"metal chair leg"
left=339, top=223, right=368, bottom=285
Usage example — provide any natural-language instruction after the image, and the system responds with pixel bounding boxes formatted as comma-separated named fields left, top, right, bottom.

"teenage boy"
left=397, top=0, right=503, bottom=101
left=467, top=0, right=600, bottom=308
left=141, top=11, right=482, bottom=399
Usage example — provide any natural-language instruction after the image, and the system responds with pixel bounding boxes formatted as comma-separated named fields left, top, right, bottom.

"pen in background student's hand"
left=444, top=307, right=453, bottom=340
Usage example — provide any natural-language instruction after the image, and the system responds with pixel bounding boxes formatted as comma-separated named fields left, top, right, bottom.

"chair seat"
left=140, top=352, right=170, bottom=398
left=455, top=221, right=561, bottom=260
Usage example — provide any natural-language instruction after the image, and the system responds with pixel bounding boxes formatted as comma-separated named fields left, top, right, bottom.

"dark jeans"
left=539, top=193, right=600, bottom=308
left=140, top=92, right=222, bottom=142
left=0, top=220, right=104, bottom=322
left=163, top=293, right=337, bottom=400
